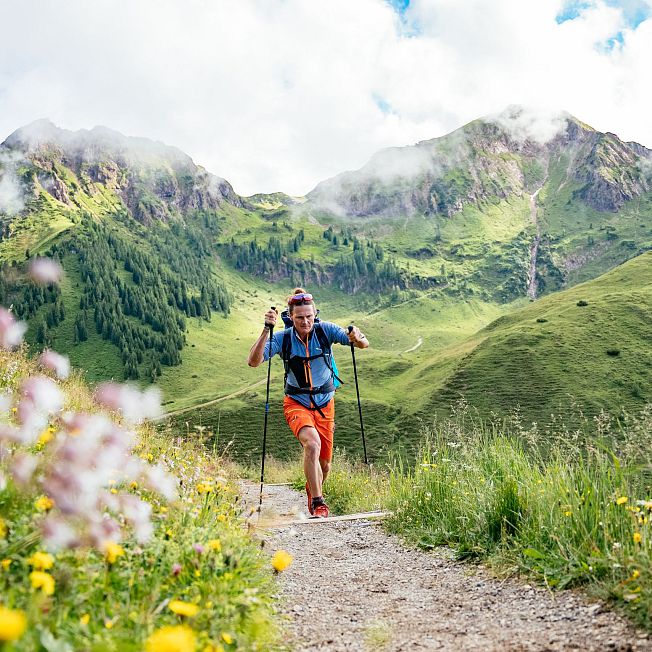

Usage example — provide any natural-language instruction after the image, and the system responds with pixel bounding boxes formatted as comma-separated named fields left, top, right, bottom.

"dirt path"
left=242, top=483, right=649, bottom=652
left=156, top=378, right=270, bottom=421
left=403, top=336, right=423, bottom=353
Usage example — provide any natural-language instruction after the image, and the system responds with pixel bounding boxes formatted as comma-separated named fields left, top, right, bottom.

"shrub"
left=607, top=348, right=621, bottom=357
left=536, top=317, right=548, bottom=323
left=576, top=300, right=589, bottom=307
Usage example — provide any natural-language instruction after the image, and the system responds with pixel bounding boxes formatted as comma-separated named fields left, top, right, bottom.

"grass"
left=0, top=348, right=285, bottom=651
left=322, top=403, right=652, bottom=629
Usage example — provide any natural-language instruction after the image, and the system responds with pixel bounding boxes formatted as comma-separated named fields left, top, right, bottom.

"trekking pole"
left=259, top=308, right=275, bottom=513
left=348, top=325, right=368, bottom=465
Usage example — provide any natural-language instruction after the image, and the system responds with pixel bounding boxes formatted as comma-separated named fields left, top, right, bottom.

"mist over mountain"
left=307, top=107, right=652, bottom=218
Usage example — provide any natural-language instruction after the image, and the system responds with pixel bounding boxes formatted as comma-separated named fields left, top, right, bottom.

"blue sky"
left=556, top=0, right=651, bottom=27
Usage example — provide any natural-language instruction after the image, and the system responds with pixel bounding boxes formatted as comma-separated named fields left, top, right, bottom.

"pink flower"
left=193, top=543, right=205, bottom=554
left=0, top=307, right=27, bottom=350
left=0, top=392, right=13, bottom=415
left=10, top=452, right=38, bottom=487
left=42, top=514, right=79, bottom=550
left=95, top=383, right=162, bottom=424
left=172, top=563, right=182, bottom=576
left=38, top=350, right=70, bottom=380
left=28, top=258, right=63, bottom=285
left=21, top=376, right=64, bottom=415
left=143, top=463, right=178, bottom=502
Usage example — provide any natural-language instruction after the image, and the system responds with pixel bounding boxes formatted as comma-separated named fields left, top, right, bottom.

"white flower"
left=42, top=514, right=79, bottom=550
left=10, top=452, right=38, bottom=487
left=144, top=463, right=178, bottom=502
left=28, top=257, right=63, bottom=285
left=0, top=391, right=12, bottom=415
left=0, top=307, right=27, bottom=350
left=38, top=350, right=70, bottom=380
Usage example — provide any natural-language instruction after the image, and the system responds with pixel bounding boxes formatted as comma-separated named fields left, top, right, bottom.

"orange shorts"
left=283, top=396, right=335, bottom=462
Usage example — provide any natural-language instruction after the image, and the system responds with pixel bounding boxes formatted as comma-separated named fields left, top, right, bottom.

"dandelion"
left=221, top=632, right=233, bottom=645
left=80, top=614, right=90, bottom=625
left=217, top=514, right=226, bottom=523
left=104, top=541, right=125, bottom=564
left=208, top=539, right=222, bottom=551
left=35, top=495, right=55, bottom=511
left=631, top=569, right=641, bottom=580
left=30, top=570, right=55, bottom=595
left=0, top=606, right=27, bottom=641
left=27, top=551, right=54, bottom=570
left=633, top=532, right=642, bottom=544
left=271, top=549, right=293, bottom=572
left=28, top=257, right=63, bottom=285
left=104, top=618, right=114, bottom=629
left=616, top=496, right=628, bottom=505
left=0, top=517, right=6, bottom=539
left=169, top=600, right=200, bottom=617
left=145, top=625, right=196, bottom=652
left=1, top=559, right=12, bottom=570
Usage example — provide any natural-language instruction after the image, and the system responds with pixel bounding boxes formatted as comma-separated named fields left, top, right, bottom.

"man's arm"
left=247, top=308, right=278, bottom=367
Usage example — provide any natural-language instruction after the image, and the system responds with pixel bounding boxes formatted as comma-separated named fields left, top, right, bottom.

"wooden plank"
left=259, top=511, right=391, bottom=528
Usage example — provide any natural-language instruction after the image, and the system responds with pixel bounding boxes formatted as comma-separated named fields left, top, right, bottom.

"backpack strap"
left=281, top=328, right=292, bottom=385
left=314, top=323, right=344, bottom=386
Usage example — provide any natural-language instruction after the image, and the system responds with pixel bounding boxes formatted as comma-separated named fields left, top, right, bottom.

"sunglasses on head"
left=289, top=292, right=313, bottom=304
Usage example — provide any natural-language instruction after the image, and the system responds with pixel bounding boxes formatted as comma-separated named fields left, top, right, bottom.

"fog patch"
left=488, top=105, right=570, bottom=145
left=0, top=150, right=27, bottom=215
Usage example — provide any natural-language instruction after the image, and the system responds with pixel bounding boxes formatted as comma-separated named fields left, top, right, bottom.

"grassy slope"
left=408, top=251, right=652, bottom=426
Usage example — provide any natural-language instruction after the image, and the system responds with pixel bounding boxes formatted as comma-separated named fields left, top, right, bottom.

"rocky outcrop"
left=1, top=120, right=244, bottom=224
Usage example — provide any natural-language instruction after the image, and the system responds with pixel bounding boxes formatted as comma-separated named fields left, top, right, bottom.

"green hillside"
left=400, top=250, right=652, bottom=426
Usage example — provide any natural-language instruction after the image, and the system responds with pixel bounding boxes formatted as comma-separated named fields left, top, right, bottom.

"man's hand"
left=264, top=308, right=278, bottom=330
left=347, top=325, right=369, bottom=348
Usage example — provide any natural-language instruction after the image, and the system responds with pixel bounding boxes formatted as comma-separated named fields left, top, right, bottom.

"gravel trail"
left=242, top=482, right=650, bottom=652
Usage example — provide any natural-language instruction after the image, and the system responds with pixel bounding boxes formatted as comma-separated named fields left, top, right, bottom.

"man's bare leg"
left=298, top=426, right=323, bottom=497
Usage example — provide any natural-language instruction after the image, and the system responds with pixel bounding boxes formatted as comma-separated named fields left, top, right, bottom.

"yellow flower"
left=110, top=488, right=118, bottom=495
left=0, top=606, right=27, bottom=642
left=34, top=495, right=55, bottom=511
left=27, top=551, right=54, bottom=570
left=169, top=600, right=200, bottom=617
left=38, top=428, right=54, bottom=445
left=197, top=483, right=213, bottom=494
left=631, top=569, right=641, bottom=580
left=564, top=511, right=572, bottom=517
left=30, top=570, right=55, bottom=595
left=0, top=518, right=6, bottom=539
left=145, top=625, right=196, bottom=652
left=104, top=541, right=125, bottom=564
left=616, top=496, right=628, bottom=505
left=221, top=632, right=233, bottom=645
left=194, top=569, right=201, bottom=578
left=217, top=514, right=226, bottom=523
left=130, top=481, right=139, bottom=490
left=203, top=645, right=225, bottom=652
left=104, top=618, right=114, bottom=629
left=633, top=532, right=642, bottom=544
left=80, top=614, right=90, bottom=625
left=208, top=539, right=222, bottom=551
left=271, top=550, right=293, bottom=573
left=1, top=559, right=12, bottom=570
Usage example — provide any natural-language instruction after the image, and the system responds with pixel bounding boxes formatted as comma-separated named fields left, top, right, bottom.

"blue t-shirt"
left=263, top=321, right=350, bottom=408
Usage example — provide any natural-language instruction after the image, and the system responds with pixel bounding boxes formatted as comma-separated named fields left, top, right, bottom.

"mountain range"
left=1, top=106, right=650, bottom=456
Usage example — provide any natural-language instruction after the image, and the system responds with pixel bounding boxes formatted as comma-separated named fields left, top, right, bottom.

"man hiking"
left=247, top=288, right=369, bottom=517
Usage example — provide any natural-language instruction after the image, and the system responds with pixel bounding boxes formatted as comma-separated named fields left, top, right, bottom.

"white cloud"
left=0, top=0, right=650, bottom=196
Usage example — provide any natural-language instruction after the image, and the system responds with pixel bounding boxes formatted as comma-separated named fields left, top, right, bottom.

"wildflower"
left=95, top=382, right=162, bottom=424
left=0, top=307, right=27, bottom=350
left=217, top=514, right=226, bottom=523
left=564, top=511, right=572, bottom=517
left=0, top=517, right=6, bottom=539
left=631, top=570, right=641, bottom=580
left=633, top=532, right=642, bottom=544
left=35, top=495, right=55, bottom=511
left=1, top=559, right=12, bottom=570
left=194, top=569, right=201, bottom=578
left=130, top=481, right=139, bottom=489
left=0, top=606, right=27, bottom=641
left=38, top=350, right=70, bottom=380
left=28, top=258, right=63, bottom=285
left=38, top=428, right=54, bottom=446
left=208, top=539, right=222, bottom=552
left=42, top=514, right=78, bottom=549
left=27, top=551, right=54, bottom=570
left=197, top=482, right=213, bottom=494
left=169, top=600, right=200, bottom=617
left=145, top=625, right=196, bottom=652
left=80, top=614, right=90, bottom=625
left=271, top=550, right=293, bottom=573
left=30, top=570, right=55, bottom=595
left=193, top=543, right=205, bottom=554
left=104, top=541, right=125, bottom=564
left=616, top=496, right=628, bottom=505
left=21, top=376, right=64, bottom=415
left=104, top=618, right=114, bottom=629
left=221, top=632, right=233, bottom=645
left=172, top=563, right=182, bottom=576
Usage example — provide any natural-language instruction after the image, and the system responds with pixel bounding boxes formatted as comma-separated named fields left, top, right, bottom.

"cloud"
left=487, top=106, right=571, bottom=145
left=0, top=151, right=26, bottom=215
left=0, top=1, right=650, bottom=196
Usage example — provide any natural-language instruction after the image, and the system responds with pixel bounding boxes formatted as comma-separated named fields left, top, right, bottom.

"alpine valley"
left=1, top=107, right=651, bottom=459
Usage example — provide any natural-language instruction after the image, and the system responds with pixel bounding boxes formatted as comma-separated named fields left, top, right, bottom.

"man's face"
left=291, top=304, right=316, bottom=339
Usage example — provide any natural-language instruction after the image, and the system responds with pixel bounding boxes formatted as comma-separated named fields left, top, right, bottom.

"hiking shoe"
left=313, top=503, right=329, bottom=518
left=305, top=482, right=313, bottom=515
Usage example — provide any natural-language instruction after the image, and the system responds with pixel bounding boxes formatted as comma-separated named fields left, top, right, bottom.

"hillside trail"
left=242, top=482, right=649, bottom=652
